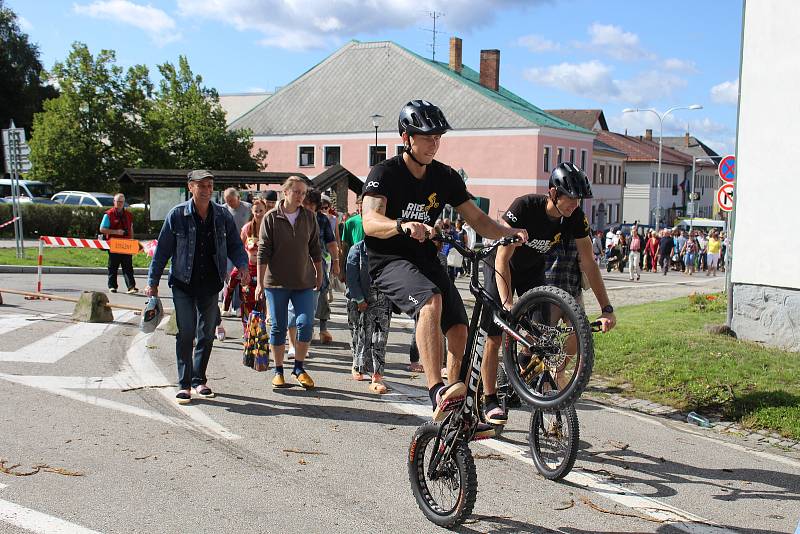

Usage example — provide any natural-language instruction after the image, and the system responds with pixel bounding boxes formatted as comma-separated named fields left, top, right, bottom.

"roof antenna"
left=423, top=11, right=445, bottom=61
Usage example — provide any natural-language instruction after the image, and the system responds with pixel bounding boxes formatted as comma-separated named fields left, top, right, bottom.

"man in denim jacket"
left=145, top=170, right=249, bottom=405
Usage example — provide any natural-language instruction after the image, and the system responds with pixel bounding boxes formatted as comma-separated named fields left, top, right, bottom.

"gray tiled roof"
left=230, top=41, right=590, bottom=136
left=660, top=136, right=721, bottom=161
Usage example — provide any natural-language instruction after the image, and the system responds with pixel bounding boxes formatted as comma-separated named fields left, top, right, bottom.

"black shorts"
left=372, top=258, right=468, bottom=334
left=481, top=260, right=544, bottom=337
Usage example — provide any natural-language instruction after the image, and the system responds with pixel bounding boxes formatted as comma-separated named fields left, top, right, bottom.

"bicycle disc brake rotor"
left=521, top=318, right=573, bottom=372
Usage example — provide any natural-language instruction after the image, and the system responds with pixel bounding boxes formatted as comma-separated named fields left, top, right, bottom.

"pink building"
left=231, top=39, right=595, bottom=217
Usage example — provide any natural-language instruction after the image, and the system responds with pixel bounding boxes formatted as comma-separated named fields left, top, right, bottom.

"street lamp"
left=370, top=114, right=383, bottom=166
left=623, top=104, right=702, bottom=231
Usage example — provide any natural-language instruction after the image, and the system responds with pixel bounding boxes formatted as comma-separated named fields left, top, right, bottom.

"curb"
left=585, top=377, right=800, bottom=454
left=0, top=265, right=149, bottom=275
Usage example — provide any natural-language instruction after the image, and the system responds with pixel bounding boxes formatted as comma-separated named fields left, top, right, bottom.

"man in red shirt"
left=99, top=193, right=137, bottom=294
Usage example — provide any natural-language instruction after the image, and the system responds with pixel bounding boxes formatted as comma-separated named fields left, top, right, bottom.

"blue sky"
left=10, top=0, right=743, bottom=154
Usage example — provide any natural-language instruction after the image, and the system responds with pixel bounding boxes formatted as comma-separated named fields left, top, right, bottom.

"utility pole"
left=424, top=11, right=445, bottom=61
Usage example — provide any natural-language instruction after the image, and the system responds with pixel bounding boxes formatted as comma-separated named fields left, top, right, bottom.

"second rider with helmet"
left=480, top=161, right=618, bottom=427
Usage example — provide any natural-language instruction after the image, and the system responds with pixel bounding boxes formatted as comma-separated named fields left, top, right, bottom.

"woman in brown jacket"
left=255, top=177, right=323, bottom=390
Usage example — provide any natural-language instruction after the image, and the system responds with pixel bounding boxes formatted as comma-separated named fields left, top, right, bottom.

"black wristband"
left=396, top=218, right=404, bottom=235
left=601, top=304, right=614, bottom=314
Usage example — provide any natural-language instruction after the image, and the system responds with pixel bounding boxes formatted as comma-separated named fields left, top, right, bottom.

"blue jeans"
left=172, top=286, right=219, bottom=390
left=265, top=288, right=316, bottom=346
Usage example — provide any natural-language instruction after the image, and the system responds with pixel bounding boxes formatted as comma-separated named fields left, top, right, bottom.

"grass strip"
left=0, top=247, right=152, bottom=268
left=593, top=292, right=800, bottom=440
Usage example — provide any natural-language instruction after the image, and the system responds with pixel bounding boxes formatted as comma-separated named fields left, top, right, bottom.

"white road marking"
left=605, top=278, right=722, bottom=291
left=382, top=379, right=736, bottom=533
left=590, top=400, right=800, bottom=470
left=0, top=313, right=240, bottom=441
left=0, top=314, right=58, bottom=336
left=0, top=483, right=102, bottom=534
left=0, top=311, right=134, bottom=362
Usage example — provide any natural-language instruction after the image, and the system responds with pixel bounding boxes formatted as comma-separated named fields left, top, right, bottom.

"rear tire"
left=501, top=286, right=593, bottom=410
left=529, top=404, right=580, bottom=480
left=408, top=422, right=477, bottom=528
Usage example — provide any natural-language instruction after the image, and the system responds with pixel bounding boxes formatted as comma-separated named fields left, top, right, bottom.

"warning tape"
left=39, top=236, right=110, bottom=250
left=0, top=216, right=19, bottom=230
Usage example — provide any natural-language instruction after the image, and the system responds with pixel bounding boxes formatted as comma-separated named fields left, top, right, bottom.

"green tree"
left=28, top=43, right=152, bottom=191
left=146, top=56, right=266, bottom=171
left=0, top=1, right=58, bottom=170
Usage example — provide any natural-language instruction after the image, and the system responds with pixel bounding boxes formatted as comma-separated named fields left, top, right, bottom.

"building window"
left=298, top=146, right=315, bottom=167
left=323, top=146, right=340, bottom=167
left=557, top=147, right=564, bottom=165
left=543, top=146, right=551, bottom=173
left=591, top=205, right=596, bottom=225
left=396, top=145, right=405, bottom=157
left=569, top=148, right=576, bottom=164
left=369, top=145, right=387, bottom=166
left=593, top=163, right=597, bottom=184
left=581, top=149, right=587, bottom=171
left=599, top=165, right=606, bottom=184
left=623, top=171, right=627, bottom=186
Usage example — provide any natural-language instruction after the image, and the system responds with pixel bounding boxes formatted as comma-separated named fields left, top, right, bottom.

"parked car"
left=3, top=196, right=57, bottom=204
left=51, top=191, right=121, bottom=207
left=0, top=179, right=55, bottom=200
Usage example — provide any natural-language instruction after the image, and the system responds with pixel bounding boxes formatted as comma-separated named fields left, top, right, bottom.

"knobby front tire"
left=529, top=403, right=580, bottom=480
left=407, top=422, right=477, bottom=528
left=501, top=286, right=594, bottom=410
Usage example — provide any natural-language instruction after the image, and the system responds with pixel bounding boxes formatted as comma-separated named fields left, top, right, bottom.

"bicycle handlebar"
left=403, top=226, right=520, bottom=260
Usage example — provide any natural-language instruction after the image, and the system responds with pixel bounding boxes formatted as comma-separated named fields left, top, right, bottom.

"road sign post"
left=2, top=121, right=28, bottom=258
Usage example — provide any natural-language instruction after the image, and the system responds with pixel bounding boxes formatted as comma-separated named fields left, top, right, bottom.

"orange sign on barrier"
left=109, top=238, right=141, bottom=255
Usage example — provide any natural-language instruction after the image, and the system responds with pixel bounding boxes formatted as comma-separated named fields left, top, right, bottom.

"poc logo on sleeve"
left=366, top=181, right=380, bottom=189
left=408, top=295, right=419, bottom=305
left=505, top=211, right=518, bottom=222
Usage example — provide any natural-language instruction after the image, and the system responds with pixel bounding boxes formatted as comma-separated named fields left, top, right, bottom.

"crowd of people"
left=592, top=225, right=728, bottom=278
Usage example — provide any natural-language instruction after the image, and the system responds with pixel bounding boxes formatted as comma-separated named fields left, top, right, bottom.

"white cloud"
left=584, top=22, right=654, bottom=61
left=662, top=58, right=697, bottom=73
left=525, top=61, right=686, bottom=106
left=17, top=16, right=33, bottom=31
left=710, top=78, right=739, bottom=104
left=176, top=0, right=540, bottom=51
left=517, top=34, right=560, bottom=52
left=73, top=0, right=180, bottom=46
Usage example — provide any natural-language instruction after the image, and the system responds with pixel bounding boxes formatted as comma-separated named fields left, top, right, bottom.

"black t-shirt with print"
left=501, top=194, right=590, bottom=275
left=363, top=155, right=470, bottom=273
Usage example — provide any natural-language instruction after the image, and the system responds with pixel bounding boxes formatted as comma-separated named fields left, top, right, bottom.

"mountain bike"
left=407, top=232, right=595, bottom=527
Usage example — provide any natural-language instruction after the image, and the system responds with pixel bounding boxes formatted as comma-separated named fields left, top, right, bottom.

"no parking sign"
left=718, top=155, right=736, bottom=183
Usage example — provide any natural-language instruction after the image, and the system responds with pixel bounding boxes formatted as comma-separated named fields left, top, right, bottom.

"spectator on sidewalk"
left=707, top=230, right=722, bottom=277
left=658, top=229, right=675, bottom=276
left=146, top=170, right=250, bottom=405
left=628, top=223, right=642, bottom=281
left=645, top=230, right=660, bottom=272
left=592, top=230, right=604, bottom=265
left=260, top=189, right=278, bottom=211
left=223, top=198, right=268, bottom=329
left=346, top=239, right=392, bottom=394
left=99, top=193, right=137, bottom=294
left=220, top=188, right=252, bottom=326
left=682, top=232, right=699, bottom=276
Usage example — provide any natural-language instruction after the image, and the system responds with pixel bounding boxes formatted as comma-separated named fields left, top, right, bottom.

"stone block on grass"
left=72, top=291, right=114, bottom=323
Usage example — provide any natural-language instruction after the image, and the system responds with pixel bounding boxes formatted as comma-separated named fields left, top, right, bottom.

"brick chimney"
left=449, top=37, right=462, bottom=74
left=685, top=132, right=691, bottom=146
left=645, top=129, right=653, bottom=141
left=479, top=49, right=500, bottom=91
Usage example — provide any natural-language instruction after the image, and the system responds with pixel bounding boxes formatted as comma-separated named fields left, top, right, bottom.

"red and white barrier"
left=0, top=216, right=19, bottom=230
left=39, top=236, right=110, bottom=250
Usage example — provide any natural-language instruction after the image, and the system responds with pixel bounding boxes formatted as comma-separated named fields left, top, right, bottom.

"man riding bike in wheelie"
left=480, top=162, right=618, bottom=427
left=361, top=100, right=527, bottom=437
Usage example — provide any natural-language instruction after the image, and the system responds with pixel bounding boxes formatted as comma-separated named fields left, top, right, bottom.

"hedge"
left=0, top=204, right=162, bottom=239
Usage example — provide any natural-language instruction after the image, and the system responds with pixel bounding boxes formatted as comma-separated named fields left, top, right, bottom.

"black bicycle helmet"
left=397, top=100, right=452, bottom=137
left=549, top=162, right=593, bottom=199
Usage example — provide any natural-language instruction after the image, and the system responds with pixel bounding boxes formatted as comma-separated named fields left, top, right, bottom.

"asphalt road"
left=1, top=270, right=798, bottom=534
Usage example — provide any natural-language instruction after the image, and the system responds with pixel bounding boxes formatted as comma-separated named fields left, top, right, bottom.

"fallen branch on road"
left=0, top=459, right=84, bottom=477
left=282, top=449, right=327, bottom=455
